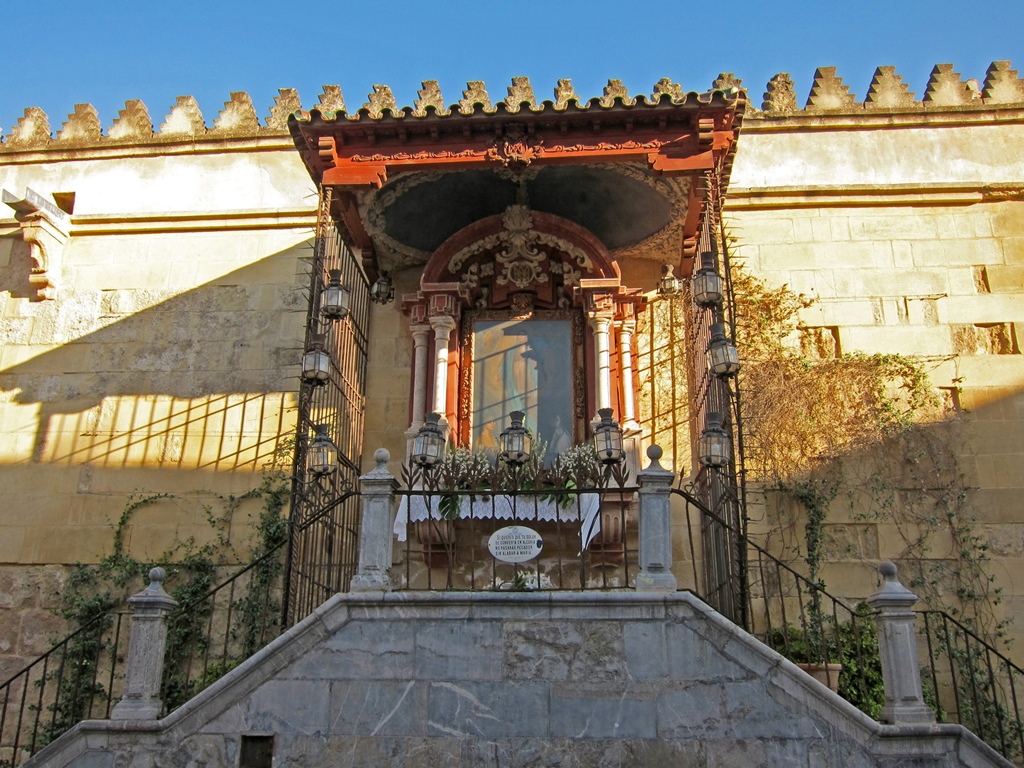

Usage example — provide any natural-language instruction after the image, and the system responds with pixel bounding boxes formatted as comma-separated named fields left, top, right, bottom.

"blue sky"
left=4, top=0, right=1022, bottom=132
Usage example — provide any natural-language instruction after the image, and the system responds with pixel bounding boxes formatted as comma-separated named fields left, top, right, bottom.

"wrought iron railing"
left=0, top=611, right=128, bottom=766
left=920, top=610, right=1024, bottom=762
left=284, top=187, right=371, bottom=624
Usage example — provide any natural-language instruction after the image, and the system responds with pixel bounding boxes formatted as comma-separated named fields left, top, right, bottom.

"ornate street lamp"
left=707, top=322, right=740, bottom=377
left=593, top=408, right=625, bottom=465
left=499, top=411, right=533, bottom=467
left=697, top=412, right=732, bottom=468
left=658, top=264, right=680, bottom=296
left=300, top=333, right=330, bottom=385
left=370, top=271, right=395, bottom=305
left=692, top=251, right=724, bottom=307
left=412, top=412, right=447, bottom=468
left=321, top=269, right=351, bottom=321
left=308, top=424, right=338, bottom=476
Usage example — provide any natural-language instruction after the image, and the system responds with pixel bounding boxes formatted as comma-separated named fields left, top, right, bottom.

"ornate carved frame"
left=458, top=308, right=586, bottom=448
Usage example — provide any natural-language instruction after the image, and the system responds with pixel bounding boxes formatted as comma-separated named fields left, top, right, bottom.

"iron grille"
left=283, top=188, right=371, bottom=625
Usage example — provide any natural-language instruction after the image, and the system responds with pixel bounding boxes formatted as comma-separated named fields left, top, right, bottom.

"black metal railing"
left=284, top=186, right=370, bottom=625
left=0, top=611, right=128, bottom=767
left=920, top=611, right=1024, bottom=762
left=393, top=485, right=639, bottom=592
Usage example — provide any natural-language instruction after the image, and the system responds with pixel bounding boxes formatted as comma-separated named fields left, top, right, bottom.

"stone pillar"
left=429, top=315, right=457, bottom=419
left=350, top=448, right=399, bottom=592
left=636, top=445, right=677, bottom=592
left=409, top=324, right=432, bottom=430
left=617, top=319, right=640, bottom=433
left=590, top=313, right=613, bottom=411
left=866, top=562, right=936, bottom=725
left=111, top=568, right=178, bottom=720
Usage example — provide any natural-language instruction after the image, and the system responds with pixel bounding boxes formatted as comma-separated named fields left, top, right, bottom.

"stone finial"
left=58, top=103, right=103, bottom=142
left=982, top=61, right=1024, bottom=104
left=363, top=84, right=398, bottom=118
left=600, top=79, right=635, bottom=107
left=213, top=92, right=260, bottom=132
left=713, top=73, right=743, bottom=91
left=266, top=88, right=302, bottom=129
left=459, top=81, right=492, bottom=114
left=553, top=78, right=579, bottom=110
left=413, top=80, right=448, bottom=116
left=864, top=66, right=916, bottom=108
left=317, top=85, right=347, bottom=116
left=8, top=107, right=51, bottom=146
left=108, top=99, right=153, bottom=140
left=505, top=76, right=537, bottom=113
left=762, top=73, right=797, bottom=115
left=160, top=96, right=206, bottom=136
left=923, top=64, right=974, bottom=105
left=805, top=67, right=856, bottom=110
left=652, top=77, right=684, bottom=102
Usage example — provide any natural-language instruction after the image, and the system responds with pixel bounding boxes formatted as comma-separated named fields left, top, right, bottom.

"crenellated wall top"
left=1, top=62, right=1022, bottom=154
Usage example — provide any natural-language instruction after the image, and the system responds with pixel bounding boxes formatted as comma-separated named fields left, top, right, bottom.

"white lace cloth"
left=394, top=493, right=603, bottom=550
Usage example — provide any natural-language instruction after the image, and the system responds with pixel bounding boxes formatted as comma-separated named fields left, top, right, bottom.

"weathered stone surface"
left=982, top=61, right=1024, bottom=104
left=805, top=67, right=857, bottom=110
left=8, top=107, right=51, bottom=146
left=413, top=81, right=448, bottom=117
left=213, top=92, right=260, bottom=132
left=159, top=95, right=205, bottom=135
left=761, top=73, right=797, bottom=114
left=266, top=88, right=302, bottom=129
left=923, top=63, right=975, bottom=105
left=58, top=104, right=102, bottom=142
left=503, top=620, right=624, bottom=681
left=864, top=66, right=916, bottom=108
left=108, top=100, right=152, bottom=140
left=458, top=81, right=492, bottom=114
left=363, top=85, right=398, bottom=118
left=552, top=79, right=578, bottom=110
left=600, top=79, right=634, bottom=107
left=504, top=77, right=536, bottom=113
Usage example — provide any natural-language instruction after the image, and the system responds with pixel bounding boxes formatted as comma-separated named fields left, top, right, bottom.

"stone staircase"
left=24, top=590, right=1010, bottom=768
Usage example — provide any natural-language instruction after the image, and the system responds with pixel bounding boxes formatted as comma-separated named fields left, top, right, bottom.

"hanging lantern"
left=412, top=412, right=447, bottom=468
left=698, top=412, right=732, bottom=467
left=658, top=264, right=680, bottom=296
left=300, top=334, right=330, bottom=385
left=499, top=411, right=533, bottom=467
left=707, top=322, right=740, bottom=377
left=593, top=408, right=625, bottom=465
left=308, top=424, right=338, bottom=476
left=321, top=269, right=351, bottom=321
left=370, top=271, right=395, bottom=305
left=692, top=251, right=724, bottom=307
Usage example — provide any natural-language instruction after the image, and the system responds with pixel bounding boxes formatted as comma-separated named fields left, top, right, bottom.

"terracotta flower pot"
left=796, top=662, right=843, bottom=693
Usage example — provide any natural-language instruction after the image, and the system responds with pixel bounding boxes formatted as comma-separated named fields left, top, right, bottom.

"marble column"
left=636, top=445, right=677, bottom=592
left=408, top=324, right=431, bottom=430
left=590, top=313, right=613, bottom=412
left=618, top=319, right=640, bottom=433
left=430, top=315, right=457, bottom=419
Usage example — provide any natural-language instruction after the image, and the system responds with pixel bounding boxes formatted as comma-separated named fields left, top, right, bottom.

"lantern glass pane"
left=309, top=441, right=336, bottom=475
left=302, top=349, right=331, bottom=382
left=693, top=271, right=723, bottom=306
left=709, top=341, right=740, bottom=376
left=322, top=283, right=350, bottom=319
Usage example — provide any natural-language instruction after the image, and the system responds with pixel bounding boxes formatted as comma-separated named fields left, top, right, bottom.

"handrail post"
left=866, top=562, right=935, bottom=724
left=636, top=445, right=677, bottom=592
left=350, top=448, right=399, bottom=592
left=111, top=568, right=178, bottom=720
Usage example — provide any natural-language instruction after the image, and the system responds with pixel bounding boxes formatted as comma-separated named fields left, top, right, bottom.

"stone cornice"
left=725, top=183, right=1024, bottom=210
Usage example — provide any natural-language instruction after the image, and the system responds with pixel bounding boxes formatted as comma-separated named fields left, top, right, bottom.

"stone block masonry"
left=27, top=592, right=1008, bottom=768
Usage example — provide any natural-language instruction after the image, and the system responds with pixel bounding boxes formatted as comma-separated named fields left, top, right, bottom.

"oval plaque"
left=488, top=525, right=544, bottom=563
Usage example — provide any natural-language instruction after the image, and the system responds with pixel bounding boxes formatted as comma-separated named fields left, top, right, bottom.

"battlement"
left=1, top=62, right=1022, bottom=152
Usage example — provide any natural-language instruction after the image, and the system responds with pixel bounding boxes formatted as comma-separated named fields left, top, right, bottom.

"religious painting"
left=470, top=317, right=575, bottom=463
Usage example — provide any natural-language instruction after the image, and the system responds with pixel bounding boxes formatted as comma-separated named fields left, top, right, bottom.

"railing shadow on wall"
left=0, top=243, right=317, bottom=688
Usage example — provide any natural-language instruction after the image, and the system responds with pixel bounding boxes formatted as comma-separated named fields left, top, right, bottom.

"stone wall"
left=26, top=591, right=1007, bottom=768
left=727, top=106, right=1024, bottom=646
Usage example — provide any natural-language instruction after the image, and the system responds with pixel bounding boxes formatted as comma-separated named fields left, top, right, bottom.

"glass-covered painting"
left=472, top=318, right=573, bottom=463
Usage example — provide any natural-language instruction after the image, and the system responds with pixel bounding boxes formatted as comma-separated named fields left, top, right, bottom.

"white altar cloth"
left=394, top=492, right=602, bottom=551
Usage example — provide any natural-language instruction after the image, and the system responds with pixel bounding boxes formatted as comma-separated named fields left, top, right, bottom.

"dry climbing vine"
left=731, top=263, right=1006, bottom=648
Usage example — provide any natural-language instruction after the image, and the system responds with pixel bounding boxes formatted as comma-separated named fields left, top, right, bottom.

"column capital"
left=429, top=314, right=457, bottom=334
left=410, top=323, right=432, bottom=340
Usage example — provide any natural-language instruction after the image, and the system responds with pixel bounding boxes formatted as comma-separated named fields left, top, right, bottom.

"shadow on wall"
left=0, top=242, right=310, bottom=494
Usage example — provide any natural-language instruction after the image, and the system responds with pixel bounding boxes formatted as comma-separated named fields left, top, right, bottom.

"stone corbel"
left=2, top=188, right=73, bottom=300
